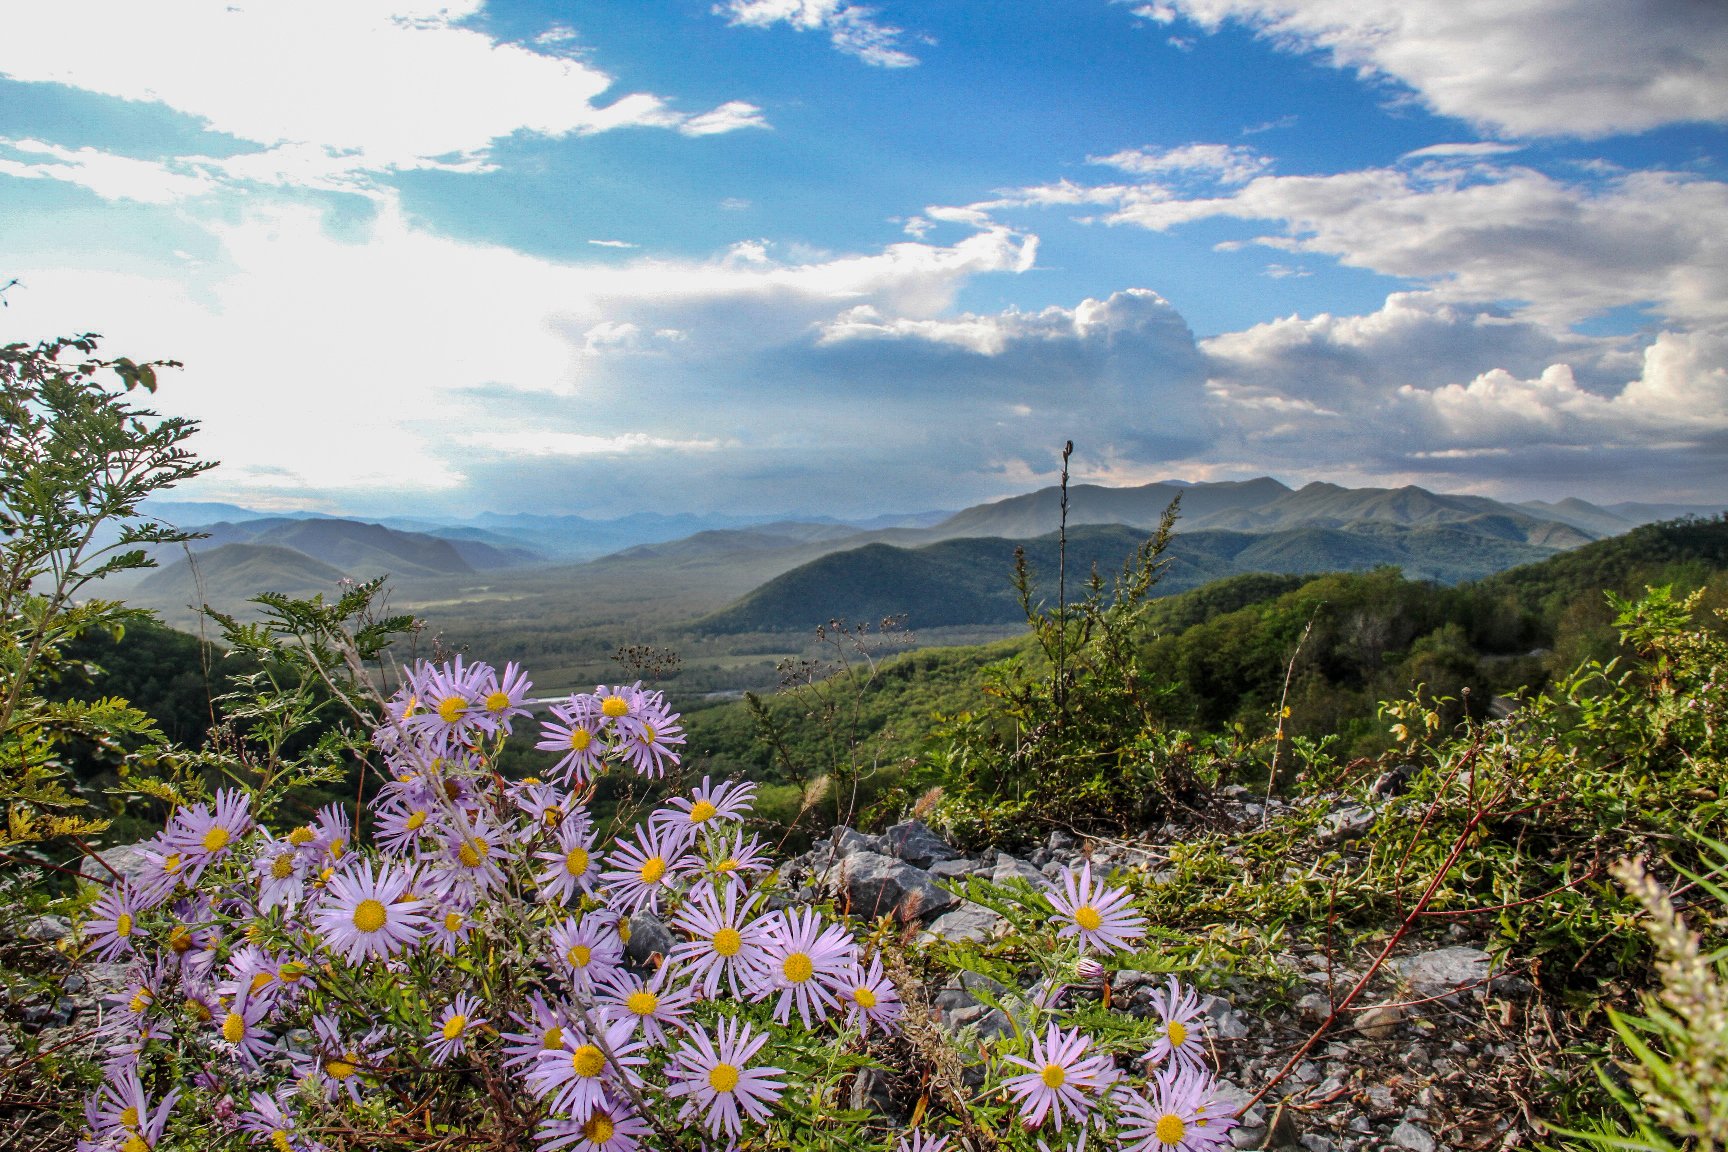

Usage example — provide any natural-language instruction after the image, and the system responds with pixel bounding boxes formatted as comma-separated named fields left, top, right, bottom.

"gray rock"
left=990, top=854, right=1046, bottom=887
left=1390, top=1122, right=1437, bottom=1152
left=24, top=916, right=71, bottom=942
left=80, top=841, right=156, bottom=883
left=625, top=913, right=674, bottom=964
left=934, top=970, right=1010, bottom=1031
left=882, top=820, right=960, bottom=870
left=1230, top=1127, right=1267, bottom=1150
left=840, top=851, right=959, bottom=923
left=919, top=904, right=1006, bottom=945
left=1297, top=992, right=1333, bottom=1022
left=928, top=858, right=987, bottom=880
left=1317, top=804, right=1378, bottom=843
left=823, top=827, right=883, bottom=860
left=1355, top=1003, right=1405, bottom=1040
left=849, top=1066, right=899, bottom=1117
left=1203, top=995, right=1251, bottom=1040
left=1047, top=831, right=1076, bottom=851
left=1299, top=1135, right=1334, bottom=1152
left=1392, top=946, right=1492, bottom=1000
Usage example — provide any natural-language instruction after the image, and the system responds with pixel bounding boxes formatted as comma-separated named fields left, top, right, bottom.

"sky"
left=2, top=0, right=1726, bottom=519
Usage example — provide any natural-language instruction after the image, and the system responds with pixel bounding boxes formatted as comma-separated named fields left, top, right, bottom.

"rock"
left=1392, top=947, right=1492, bottom=1000
left=824, top=827, right=883, bottom=860
left=1317, top=804, right=1378, bottom=843
left=919, top=904, right=1006, bottom=945
left=625, top=913, right=674, bottom=965
left=1047, top=831, right=1076, bottom=851
left=1390, top=1122, right=1437, bottom=1152
left=79, top=841, right=156, bottom=883
left=881, top=820, right=960, bottom=870
left=840, top=851, right=959, bottom=923
left=1372, top=763, right=1420, bottom=797
left=1299, top=1135, right=1334, bottom=1152
left=1297, top=992, right=1333, bottom=1022
left=934, top=970, right=1009, bottom=1031
left=927, top=858, right=987, bottom=880
left=1355, top=1004, right=1405, bottom=1041
left=24, top=915, right=71, bottom=942
left=990, top=854, right=1046, bottom=887
left=1230, top=1127, right=1267, bottom=1150
left=1203, top=995, right=1251, bottom=1040
left=848, top=1066, right=899, bottom=1118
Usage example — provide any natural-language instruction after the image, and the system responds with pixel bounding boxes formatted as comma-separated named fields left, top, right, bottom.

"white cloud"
left=715, top=0, right=920, bottom=67
left=1400, top=142, right=1522, bottom=160
left=0, top=138, right=217, bottom=204
left=457, top=431, right=728, bottom=457
left=1143, top=0, right=1728, bottom=138
left=1090, top=143, right=1269, bottom=185
left=588, top=240, right=639, bottom=249
left=0, top=1, right=763, bottom=185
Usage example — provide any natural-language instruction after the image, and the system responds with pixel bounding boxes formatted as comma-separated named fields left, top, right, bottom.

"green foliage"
left=0, top=333, right=211, bottom=847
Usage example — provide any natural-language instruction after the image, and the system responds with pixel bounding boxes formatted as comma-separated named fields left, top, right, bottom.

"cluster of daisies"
left=73, top=656, right=1240, bottom=1152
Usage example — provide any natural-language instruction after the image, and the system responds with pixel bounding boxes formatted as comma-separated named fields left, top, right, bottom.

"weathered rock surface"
left=839, top=850, right=959, bottom=922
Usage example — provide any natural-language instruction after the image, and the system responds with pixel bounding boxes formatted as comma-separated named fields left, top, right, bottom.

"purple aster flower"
left=677, top=828, right=773, bottom=889
left=309, top=802, right=354, bottom=865
left=239, top=1090, right=321, bottom=1152
left=753, top=907, right=856, bottom=1027
left=549, top=913, right=626, bottom=989
left=291, top=1014, right=392, bottom=1105
left=592, top=682, right=650, bottom=738
left=597, top=965, right=695, bottom=1046
left=251, top=830, right=308, bottom=912
left=130, top=837, right=192, bottom=908
left=1045, top=863, right=1146, bottom=954
left=536, top=695, right=607, bottom=787
left=614, top=704, right=684, bottom=778
left=439, top=814, right=508, bottom=898
left=82, top=884, right=146, bottom=962
left=525, top=1013, right=647, bottom=1122
left=373, top=796, right=440, bottom=857
left=426, top=898, right=479, bottom=954
left=501, top=992, right=572, bottom=1073
left=162, top=895, right=219, bottom=978
left=91, top=1068, right=178, bottom=1148
left=311, top=859, right=428, bottom=964
left=478, top=660, right=533, bottom=735
left=841, top=953, right=903, bottom=1037
left=599, top=820, right=690, bottom=915
left=426, top=992, right=488, bottom=1065
left=163, top=788, right=253, bottom=884
left=669, top=882, right=773, bottom=1000
left=1002, top=1023, right=1119, bottom=1131
left=407, top=656, right=491, bottom=752
left=1119, top=1066, right=1235, bottom=1152
left=535, top=1107, right=650, bottom=1152
left=652, top=776, right=756, bottom=837
left=666, top=1016, right=786, bottom=1140
left=216, top=989, right=276, bottom=1068
left=897, top=1133, right=952, bottom=1152
left=1141, top=977, right=1208, bottom=1072
left=515, top=781, right=591, bottom=840
left=533, top=823, right=602, bottom=906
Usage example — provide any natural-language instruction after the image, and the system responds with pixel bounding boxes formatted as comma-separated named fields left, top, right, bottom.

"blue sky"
left=2, top=0, right=1725, bottom=517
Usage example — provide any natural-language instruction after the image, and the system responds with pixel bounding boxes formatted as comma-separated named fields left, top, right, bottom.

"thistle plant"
left=69, top=647, right=1247, bottom=1152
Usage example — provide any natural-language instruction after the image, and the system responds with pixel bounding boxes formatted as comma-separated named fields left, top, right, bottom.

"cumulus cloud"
left=0, top=1, right=764, bottom=185
left=1133, top=0, right=1728, bottom=139
left=0, top=139, right=216, bottom=204
left=715, top=0, right=921, bottom=68
left=1090, top=143, right=1270, bottom=185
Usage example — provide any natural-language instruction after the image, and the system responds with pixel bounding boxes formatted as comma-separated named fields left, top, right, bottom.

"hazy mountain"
left=1606, top=501, right=1728, bottom=524
left=928, top=477, right=1291, bottom=540
left=137, top=543, right=348, bottom=611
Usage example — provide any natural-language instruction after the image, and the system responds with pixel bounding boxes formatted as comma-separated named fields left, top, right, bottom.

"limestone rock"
left=840, top=851, right=958, bottom=923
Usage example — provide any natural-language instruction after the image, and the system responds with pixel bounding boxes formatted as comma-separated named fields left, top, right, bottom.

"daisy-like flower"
left=91, top=1069, right=178, bottom=1149
left=163, top=788, right=253, bottom=885
left=1045, top=863, right=1146, bottom=954
left=597, top=965, right=695, bottom=1046
left=373, top=796, right=440, bottom=857
left=215, top=990, right=276, bottom=1068
left=440, top=814, right=508, bottom=898
left=1002, top=1023, right=1119, bottom=1131
left=1142, top=977, right=1208, bottom=1071
left=896, top=1133, right=952, bottom=1152
left=162, top=895, right=219, bottom=978
left=536, top=1107, right=651, bottom=1152
left=426, top=899, right=478, bottom=954
left=536, top=695, right=607, bottom=787
left=677, top=828, right=774, bottom=889
left=240, top=1090, right=320, bottom=1152
left=841, top=953, right=903, bottom=1037
left=310, top=802, right=353, bottom=865
left=426, top=992, right=487, bottom=1065
left=526, top=1013, right=647, bottom=1122
left=550, top=913, right=626, bottom=989
left=615, top=704, right=685, bottom=778
left=408, top=656, right=491, bottom=752
left=501, top=992, right=572, bottom=1073
left=666, top=1016, right=786, bottom=1140
left=652, top=776, right=756, bottom=838
left=533, top=823, right=602, bottom=906
left=130, top=838, right=193, bottom=908
left=753, top=907, right=857, bottom=1027
left=669, top=883, right=773, bottom=1000
left=599, top=821, right=690, bottom=915
left=1118, top=1067, right=1235, bottom=1152
left=291, top=1014, right=392, bottom=1105
left=220, top=944, right=310, bottom=1010
left=478, top=660, right=533, bottom=736
left=592, top=682, right=649, bottom=738
left=251, top=830, right=308, bottom=911
left=83, top=884, right=146, bottom=962
left=311, top=860, right=428, bottom=964
left=515, top=782, right=590, bottom=840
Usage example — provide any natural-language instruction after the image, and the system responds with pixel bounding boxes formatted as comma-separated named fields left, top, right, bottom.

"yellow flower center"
left=485, top=690, right=511, bottom=713
left=168, top=925, right=192, bottom=953
left=444, top=912, right=464, bottom=932
left=119, top=1105, right=140, bottom=1129
left=712, top=927, right=743, bottom=957
left=163, top=852, right=184, bottom=874
left=565, top=847, right=590, bottom=876
left=568, top=944, right=592, bottom=968
left=542, top=1026, right=564, bottom=1050
left=1167, top=1019, right=1189, bottom=1048
left=708, top=1063, right=740, bottom=1093
left=1074, top=905, right=1103, bottom=932
left=639, top=856, right=666, bottom=885
left=246, top=922, right=264, bottom=941
left=717, top=858, right=739, bottom=872
left=618, top=920, right=632, bottom=944
left=329, top=838, right=346, bottom=858
left=688, top=800, right=718, bottom=823
left=202, top=826, right=231, bottom=853
left=129, top=988, right=154, bottom=1013
left=569, top=727, right=592, bottom=751
left=1040, top=1063, right=1066, bottom=1088
left=222, top=1012, right=247, bottom=1044
left=584, top=1114, right=616, bottom=1145
left=783, top=952, right=814, bottom=983
left=287, top=827, right=314, bottom=846
left=326, top=1055, right=357, bottom=1080
left=600, top=695, right=629, bottom=718
left=123, top=1136, right=149, bottom=1152
left=641, top=725, right=656, bottom=743
left=271, top=853, right=296, bottom=880
left=625, top=990, right=659, bottom=1017
left=186, top=997, right=212, bottom=1021
left=544, top=807, right=564, bottom=828
left=458, top=841, right=481, bottom=868
left=270, top=1130, right=292, bottom=1152
left=442, top=1013, right=468, bottom=1041
left=571, top=1044, right=605, bottom=1078
left=114, top=912, right=135, bottom=938
left=406, top=810, right=428, bottom=831
left=280, top=962, right=306, bottom=983
left=352, top=899, right=388, bottom=933
left=1156, top=1114, right=1186, bottom=1145
left=437, top=695, right=467, bottom=723
left=250, top=972, right=275, bottom=994
left=853, top=986, right=877, bottom=1008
